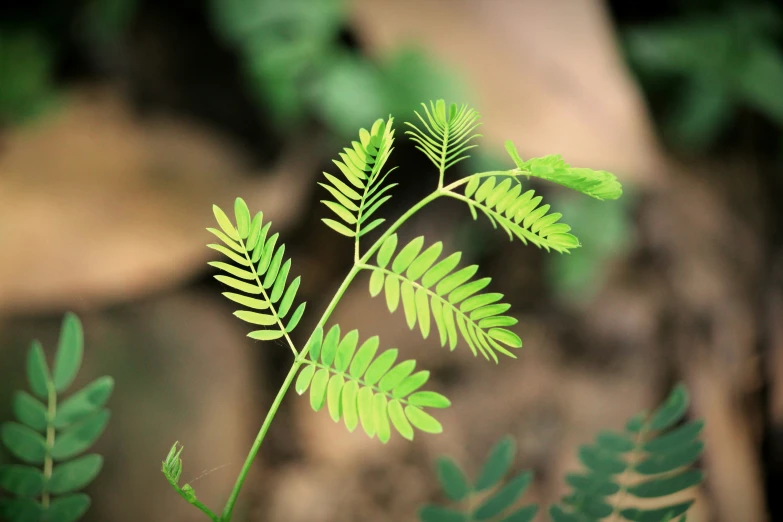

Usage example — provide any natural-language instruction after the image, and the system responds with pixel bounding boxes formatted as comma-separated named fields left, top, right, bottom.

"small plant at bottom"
left=420, top=436, right=537, bottom=522
left=0, top=313, right=114, bottom=522
left=162, top=99, right=624, bottom=521
left=550, top=384, right=703, bottom=522
left=419, top=384, right=704, bottom=522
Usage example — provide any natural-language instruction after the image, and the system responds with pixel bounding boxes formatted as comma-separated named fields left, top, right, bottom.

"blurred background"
left=1, top=0, right=782, bottom=520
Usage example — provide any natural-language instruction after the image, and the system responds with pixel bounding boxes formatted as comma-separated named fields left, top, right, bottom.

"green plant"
left=421, top=384, right=703, bottom=522
left=163, top=99, right=623, bottom=521
left=0, top=314, right=114, bottom=522
left=0, top=31, right=59, bottom=127
left=547, top=190, right=635, bottom=303
left=550, top=384, right=703, bottom=522
left=421, top=435, right=537, bottom=522
left=211, top=0, right=465, bottom=137
left=624, top=2, right=783, bottom=151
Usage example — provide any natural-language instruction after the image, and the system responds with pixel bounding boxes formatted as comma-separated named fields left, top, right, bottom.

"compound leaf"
left=210, top=199, right=307, bottom=345
left=366, top=235, right=521, bottom=360
left=405, top=100, right=482, bottom=173
left=321, top=117, right=397, bottom=238
left=296, top=328, right=448, bottom=442
left=505, top=141, right=622, bottom=201
left=420, top=435, right=536, bottom=522
left=552, top=384, right=703, bottom=522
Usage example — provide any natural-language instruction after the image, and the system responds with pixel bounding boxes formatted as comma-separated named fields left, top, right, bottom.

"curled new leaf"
left=449, top=144, right=623, bottom=253
left=160, top=442, right=217, bottom=520
left=505, top=140, right=622, bottom=201
left=296, top=326, right=449, bottom=442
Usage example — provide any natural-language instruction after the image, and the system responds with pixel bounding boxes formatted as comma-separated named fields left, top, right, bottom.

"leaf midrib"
left=239, top=236, right=299, bottom=357
left=443, top=189, right=572, bottom=253
left=359, top=263, right=500, bottom=359
left=301, top=359, right=419, bottom=405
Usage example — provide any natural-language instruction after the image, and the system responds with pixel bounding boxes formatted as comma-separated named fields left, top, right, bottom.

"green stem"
left=191, top=500, right=220, bottom=522
left=607, top=427, right=646, bottom=522
left=41, top=383, right=56, bottom=508
left=219, top=360, right=302, bottom=521
left=465, top=489, right=476, bottom=521
left=219, top=188, right=443, bottom=521
left=365, top=189, right=442, bottom=260
left=170, top=484, right=220, bottom=522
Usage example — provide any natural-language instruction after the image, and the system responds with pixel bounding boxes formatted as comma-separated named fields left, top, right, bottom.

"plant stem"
left=607, top=427, right=646, bottom=522
left=41, top=382, right=57, bottom=508
left=219, top=187, right=443, bottom=521
left=219, top=360, right=302, bottom=521
left=442, top=170, right=519, bottom=192
left=184, top=494, right=221, bottom=522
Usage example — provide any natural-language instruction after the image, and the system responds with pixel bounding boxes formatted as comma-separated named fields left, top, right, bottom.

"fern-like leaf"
left=405, top=100, right=482, bottom=178
left=295, top=326, right=450, bottom=442
left=0, top=314, right=113, bottom=522
left=420, top=436, right=538, bottom=522
left=505, top=141, right=623, bottom=201
left=320, top=117, right=397, bottom=238
left=550, top=384, right=703, bottom=522
left=361, top=234, right=521, bottom=362
left=449, top=174, right=580, bottom=254
left=208, top=198, right=307, bottom=347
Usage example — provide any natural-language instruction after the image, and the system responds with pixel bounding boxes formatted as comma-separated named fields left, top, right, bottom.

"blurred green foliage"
left=625, top=2, right=783, bottom=151
left=0, top=31, right=59, bottom=126
left=78, top=0, right=137, bottom=49
left=1, top=0, right=463, bottom=138
left=0, top=0, right=137, bottom=127
left=12, top=0, right=773, bottom=304
left=547, top=191, right=634, bottom=303
left=211, top=0, right=466, bottom=138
